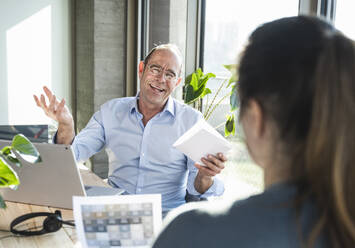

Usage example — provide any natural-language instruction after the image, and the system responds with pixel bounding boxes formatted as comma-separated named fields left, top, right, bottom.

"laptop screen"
left=0, top=125, right=48, bottom=143
left=73, top=194, right=162, bottom=248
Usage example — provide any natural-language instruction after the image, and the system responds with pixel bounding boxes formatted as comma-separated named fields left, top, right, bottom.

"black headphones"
left=10, top=210, right=75, bottom=236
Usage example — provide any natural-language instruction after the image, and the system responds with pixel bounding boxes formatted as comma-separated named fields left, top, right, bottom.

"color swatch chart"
left=73, top=194, right=162, bottom=248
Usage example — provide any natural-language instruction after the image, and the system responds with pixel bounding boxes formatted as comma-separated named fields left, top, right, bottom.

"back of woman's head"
left=238, top=16, right=355, bottom=247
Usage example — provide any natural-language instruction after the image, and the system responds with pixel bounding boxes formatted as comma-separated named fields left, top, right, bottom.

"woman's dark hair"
left=238, top=16, right=355, bottom=247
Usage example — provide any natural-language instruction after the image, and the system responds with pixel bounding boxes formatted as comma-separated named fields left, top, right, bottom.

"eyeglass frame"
left=144, top=63, right=178, bottom=82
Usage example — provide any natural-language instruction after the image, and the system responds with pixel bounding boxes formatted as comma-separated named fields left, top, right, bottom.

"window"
left=334, top=0, right=355, bottom=40
left=202, top=0, right=300, bottom=200
left=0, top=0, right=71, bottom=127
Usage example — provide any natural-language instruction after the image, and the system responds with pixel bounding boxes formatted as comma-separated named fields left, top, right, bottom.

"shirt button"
left=142, top=153, right=145, bottom=156
left=137, top=188, right=141, bottom=192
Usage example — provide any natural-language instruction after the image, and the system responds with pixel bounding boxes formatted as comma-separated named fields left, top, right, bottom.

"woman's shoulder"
left=153, top=183, right=304, bottom=248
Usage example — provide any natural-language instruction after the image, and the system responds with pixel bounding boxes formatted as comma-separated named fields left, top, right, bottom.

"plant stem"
left=203, top=95, right=210, bottom=116
left=205, top=92, right=231, bottom=120
left=214, top=121, right=226, bottom=129
left=204, top=79, right=227, bottom=119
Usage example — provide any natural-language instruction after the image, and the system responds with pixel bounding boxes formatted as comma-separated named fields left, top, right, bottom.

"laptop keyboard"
left=84, top=185, right=125, bottom=196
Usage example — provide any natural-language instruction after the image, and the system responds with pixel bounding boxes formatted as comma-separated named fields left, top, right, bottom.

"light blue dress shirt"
left=71, top=95, right=224, bottom=212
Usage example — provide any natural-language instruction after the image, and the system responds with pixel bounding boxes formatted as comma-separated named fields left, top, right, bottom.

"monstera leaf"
left=1, top=146, right=20, bottom=167
left=230, top=83, right=239, bottom=111
left=184, top=66, right=239, bottom=137
left=184, top=70, right=215, bottom=104
left=0, top=134, right=42, bottom=208
left=225, top=114, right=235, bottom=137
left=12, top=134, right=42, bottom=163
left=223, top=64, right=239, bottom=136
left=224, top=64, right=238, bottom=87
left=0, top=157, right=19, bottom=187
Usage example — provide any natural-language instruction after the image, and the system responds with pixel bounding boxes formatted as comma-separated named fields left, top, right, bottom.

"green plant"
left=0, top=134, right=42, bottom=208
left=183, top=65, right=239, bottom=136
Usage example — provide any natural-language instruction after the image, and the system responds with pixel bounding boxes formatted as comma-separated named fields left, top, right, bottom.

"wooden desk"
left=0, top=169, right=108, bottom=248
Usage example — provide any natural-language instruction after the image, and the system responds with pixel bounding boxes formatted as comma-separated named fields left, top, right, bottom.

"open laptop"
left=0, top=140, right=124, bottom=209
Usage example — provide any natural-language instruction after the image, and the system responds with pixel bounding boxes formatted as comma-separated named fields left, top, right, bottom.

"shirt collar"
left=129, top=92, right=175, bottom=117
left=163, top=96, right=175, bottom=117
left=129, top=92, right=140, bottom=114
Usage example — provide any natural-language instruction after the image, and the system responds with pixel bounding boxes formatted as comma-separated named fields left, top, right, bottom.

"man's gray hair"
left=143, top=44, right=183, bottom=77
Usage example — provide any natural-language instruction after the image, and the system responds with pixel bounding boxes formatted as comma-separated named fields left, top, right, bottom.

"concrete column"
left=75, top=0, right=94, bottom=132
left=75, top=0, right=127, bottom=178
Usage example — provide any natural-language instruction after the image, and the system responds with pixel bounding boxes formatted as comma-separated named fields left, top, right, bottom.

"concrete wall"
left=75, top=0, right=94, bottom=133
left=75, top=0, right=127, bottom=178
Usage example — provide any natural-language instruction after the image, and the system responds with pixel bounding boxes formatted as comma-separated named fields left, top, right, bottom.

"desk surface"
left=0, top=169, right=108, bottom=248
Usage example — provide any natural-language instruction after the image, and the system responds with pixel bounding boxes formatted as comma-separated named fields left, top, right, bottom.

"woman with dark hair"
left=152, top=15, right=355, bottom=248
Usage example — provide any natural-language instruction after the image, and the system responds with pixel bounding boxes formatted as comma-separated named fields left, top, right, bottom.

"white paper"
left=173, top=119, right=232, bottom=164
left=73, top=194, right=162, bottom=248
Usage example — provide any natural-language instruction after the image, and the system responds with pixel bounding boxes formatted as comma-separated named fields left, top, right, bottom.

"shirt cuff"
left=52, top=131, right=58, bottom=144
left=188, top=176, right=225, bottom=198
left=200, top=177, right=224, bottom=198
left=52, top=131, right=75, bottom=145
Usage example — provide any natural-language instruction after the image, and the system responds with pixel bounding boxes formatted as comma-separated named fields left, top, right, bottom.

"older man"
left=34, top=44, right=226, bottom=213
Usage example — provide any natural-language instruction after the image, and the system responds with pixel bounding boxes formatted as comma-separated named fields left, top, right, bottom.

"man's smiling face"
left=138, top=48, right=182, bottom=109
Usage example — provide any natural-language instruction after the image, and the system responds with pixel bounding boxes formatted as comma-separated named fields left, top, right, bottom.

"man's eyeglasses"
left=146, top=64, right=177, bottom=81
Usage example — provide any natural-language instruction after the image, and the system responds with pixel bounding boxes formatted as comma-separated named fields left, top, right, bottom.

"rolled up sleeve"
left=186, top=156, right=225, bottom=197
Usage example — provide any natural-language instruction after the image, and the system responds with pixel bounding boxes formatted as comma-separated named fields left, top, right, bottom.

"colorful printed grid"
left=81, top=203, right=155, bottom=247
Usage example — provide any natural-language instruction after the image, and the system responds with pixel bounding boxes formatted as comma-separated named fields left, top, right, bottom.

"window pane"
left=335, top=0, right=355, bottom=40
left=203, top=0, right=299, bottom=201
left=204, top=0, right=299, bottom=76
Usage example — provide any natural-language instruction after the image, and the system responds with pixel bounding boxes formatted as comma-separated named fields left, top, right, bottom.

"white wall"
left=0, top=0, right=70, bottom=125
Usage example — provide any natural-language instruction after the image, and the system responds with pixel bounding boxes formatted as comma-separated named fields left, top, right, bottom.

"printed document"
left=73, top=194, right=162, bottom=248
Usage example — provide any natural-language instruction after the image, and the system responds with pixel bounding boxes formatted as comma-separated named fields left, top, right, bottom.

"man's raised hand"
left=33, top=86, right=73, bottom=126
left=34, top=86, right=75, bottom=144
